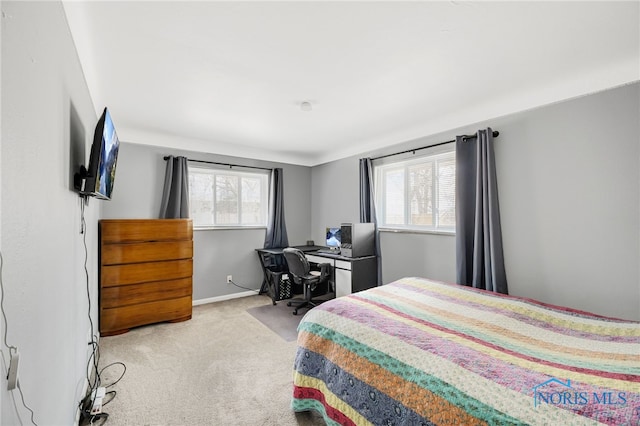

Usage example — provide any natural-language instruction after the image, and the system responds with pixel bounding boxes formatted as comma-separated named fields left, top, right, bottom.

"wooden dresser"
left=99, top=219, right=193, bottom=336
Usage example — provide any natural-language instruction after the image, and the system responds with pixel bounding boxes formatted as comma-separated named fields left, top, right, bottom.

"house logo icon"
left=532, top=378, right=572, bottom=408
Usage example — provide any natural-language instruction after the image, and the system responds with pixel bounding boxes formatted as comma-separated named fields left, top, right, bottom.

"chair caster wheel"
left=272, top=300, right=276, bottom=305
left=287, top=302, right=292, bottom=307
left=293, top=311, right=298, bottom=315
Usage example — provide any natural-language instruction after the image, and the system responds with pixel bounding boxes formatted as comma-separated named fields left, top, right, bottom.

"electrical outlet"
left=90, top=397, right=103, bottom=415
left=7, top=350, right=19, bottom=391
left=226, top=275, right=232, bottom=284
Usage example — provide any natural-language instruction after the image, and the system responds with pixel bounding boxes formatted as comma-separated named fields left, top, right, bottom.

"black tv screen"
left=82, top=107, right=120, bottom=200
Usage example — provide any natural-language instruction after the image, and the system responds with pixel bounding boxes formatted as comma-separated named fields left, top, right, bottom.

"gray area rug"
left=96, top=295, right=325, bottom=425
left=246, top=299, right=304, bottom=342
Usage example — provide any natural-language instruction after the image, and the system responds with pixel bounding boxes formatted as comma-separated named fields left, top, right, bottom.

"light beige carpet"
left=96, top=295, right=325, bottom=425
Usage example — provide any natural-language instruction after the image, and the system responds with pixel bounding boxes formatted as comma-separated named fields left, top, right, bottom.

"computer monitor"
left=326, top=227, right=341, bottom=250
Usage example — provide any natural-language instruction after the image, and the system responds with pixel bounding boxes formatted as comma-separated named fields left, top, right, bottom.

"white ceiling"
left=63, top=1, right=639, bottom=167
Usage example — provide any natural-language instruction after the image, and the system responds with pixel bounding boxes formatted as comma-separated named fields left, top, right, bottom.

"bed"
left=292, top=277, right=639, bottom=425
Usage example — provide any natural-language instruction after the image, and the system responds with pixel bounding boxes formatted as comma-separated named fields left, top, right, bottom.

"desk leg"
left=257, top=252, right=270, bottom=294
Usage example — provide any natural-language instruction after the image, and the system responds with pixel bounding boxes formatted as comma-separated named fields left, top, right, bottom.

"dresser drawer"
left=100, top=295, right=192, bottom=335
left=101, top=240, right=193, bottom=265
left=101, top=259, right=193, bottom=287
left=101, top=278, right=192, bottom=308
left=100, top=219, right=192, bottom=243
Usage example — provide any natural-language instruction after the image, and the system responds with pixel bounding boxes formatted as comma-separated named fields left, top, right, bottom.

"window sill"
left=378, top=227, right=455, bottom=236
left=194, top=226, right=267, bottom=231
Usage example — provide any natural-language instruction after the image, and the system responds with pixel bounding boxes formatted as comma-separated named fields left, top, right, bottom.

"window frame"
left=188, top=164, right=270, bottom=230
left=374, top=146, right=456, bottom=235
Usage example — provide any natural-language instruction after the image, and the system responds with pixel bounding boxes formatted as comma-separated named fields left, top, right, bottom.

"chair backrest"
left=283, top=248, right=310, bottom=280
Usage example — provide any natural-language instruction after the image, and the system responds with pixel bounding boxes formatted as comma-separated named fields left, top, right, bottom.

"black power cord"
left=229, top=279, right=260, bottom=293
left=78, top=197, right=104, bottom=424
left=78, top=198, right=127, bottom=426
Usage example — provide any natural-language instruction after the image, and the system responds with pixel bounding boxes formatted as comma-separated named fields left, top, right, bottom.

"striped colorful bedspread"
left=292, top=277, right=640, bottom=425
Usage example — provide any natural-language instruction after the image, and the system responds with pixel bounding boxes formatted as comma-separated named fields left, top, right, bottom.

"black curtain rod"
left=163, top=156, right=272, bottom=171
left=371, top=130, right=499, bottom=161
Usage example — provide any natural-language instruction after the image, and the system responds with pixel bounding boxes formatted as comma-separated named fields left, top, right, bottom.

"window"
left=375, top=148, right=456, bottom=233
left=188, top=165, right=269, bottom=228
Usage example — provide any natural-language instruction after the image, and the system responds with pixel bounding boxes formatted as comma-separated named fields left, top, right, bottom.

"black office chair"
left=283, top=247, right=331, bottom=315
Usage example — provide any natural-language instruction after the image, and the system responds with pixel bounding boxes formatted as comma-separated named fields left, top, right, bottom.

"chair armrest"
left=318, top=263, right=331, bottom=279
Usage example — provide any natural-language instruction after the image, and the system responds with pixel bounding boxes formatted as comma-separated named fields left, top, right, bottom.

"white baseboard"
left=193, top=290, right=260, bottom=306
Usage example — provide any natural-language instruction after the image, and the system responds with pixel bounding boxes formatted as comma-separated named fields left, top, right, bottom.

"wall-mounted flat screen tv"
left=79, top=107, right=120, bottom=200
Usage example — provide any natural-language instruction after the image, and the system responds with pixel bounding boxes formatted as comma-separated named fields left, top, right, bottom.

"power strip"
left=91, top=386, right=106, bottom=400
left=7, top=351, right=19, bottom=391
left=90, top=387, right=106, bottom=415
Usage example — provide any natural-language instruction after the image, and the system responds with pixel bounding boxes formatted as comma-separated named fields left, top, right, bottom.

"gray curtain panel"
left=455, top=128, right=508, bottom=294
left=359, top=158, right=382, bottom=286
left=264, top=168, right=289, bottom=249
left=159, top=155, right=190, bottom=219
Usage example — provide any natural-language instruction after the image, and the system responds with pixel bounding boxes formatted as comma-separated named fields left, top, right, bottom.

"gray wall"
left=495, top=84, right=639, bottom=320
left=312, top=83, right=640, bottom=321
left=102, top=143, right=313, bottom=300
left=2, top=2, right=99, bottom=424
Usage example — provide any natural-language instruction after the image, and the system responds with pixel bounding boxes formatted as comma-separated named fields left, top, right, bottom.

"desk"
left=255, top=246, right=377, bottom=301
left=304, top=251, right=378, bottom=297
